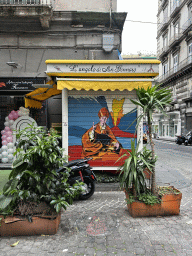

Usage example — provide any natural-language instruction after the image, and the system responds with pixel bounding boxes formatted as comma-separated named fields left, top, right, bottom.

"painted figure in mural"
left=81, top=107, right=122, bottom=160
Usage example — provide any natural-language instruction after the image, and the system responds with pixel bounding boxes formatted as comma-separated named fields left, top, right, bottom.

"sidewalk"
left=155, top=136, right=176, bottom=142
left=1, top=163, right=192, bottom=256
left=1, top=151, right=192, bottom=256
left=1, top=186, right=192, bottom=256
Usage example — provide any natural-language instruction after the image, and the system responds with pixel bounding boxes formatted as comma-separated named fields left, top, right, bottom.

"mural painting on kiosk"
left=68, top=95, right=137, bottom=167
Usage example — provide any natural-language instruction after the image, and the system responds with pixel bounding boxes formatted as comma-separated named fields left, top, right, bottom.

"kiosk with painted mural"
left=68, top=94, right=137, bottom=166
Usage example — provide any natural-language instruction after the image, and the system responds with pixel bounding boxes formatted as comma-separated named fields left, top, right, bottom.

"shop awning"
left=57, top=79, right=152, bottom=91
left=25, top=78, right=153, bottom=108
left=25, top=81, right=62, bottom=109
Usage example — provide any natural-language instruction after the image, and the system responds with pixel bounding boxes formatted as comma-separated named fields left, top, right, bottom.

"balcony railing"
left=158, top=45, right=169, bottom=59
left=159, top=16, right=169, bottom=31
left=169, top=32, right=182, bottom=46
left=0, top=0, right=52, bottom=5
left=171, top=0, right=181, bottom=14
left=156, top=55, right=192, bottom=83
left=182, top=18, right=192, bottom=33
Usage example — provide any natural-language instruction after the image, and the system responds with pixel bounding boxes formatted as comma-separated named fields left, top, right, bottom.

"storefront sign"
left=46, top=63, right=159, bottom=74
left=0, top=78, right=46, bottom=91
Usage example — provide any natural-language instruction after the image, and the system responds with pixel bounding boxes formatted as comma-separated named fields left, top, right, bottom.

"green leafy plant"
left=118, top=139, right=150, bottom=197
left=142, top=146, right=157, bottom=171
left=138, top=191, right=161, bottom=206
left=0, top=124, right=82, bottom=218
left=125, top=194, right=135, bottom=204
left=130, top=85, right=172, bottom=194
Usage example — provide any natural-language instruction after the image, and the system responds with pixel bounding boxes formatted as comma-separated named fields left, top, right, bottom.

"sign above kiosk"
left=45, top=60, right=160, bottom=77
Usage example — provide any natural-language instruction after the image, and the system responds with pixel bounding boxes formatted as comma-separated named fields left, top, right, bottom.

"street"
left=154, top=139, right=192, bottom=188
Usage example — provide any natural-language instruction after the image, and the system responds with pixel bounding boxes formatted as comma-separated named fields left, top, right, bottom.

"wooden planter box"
left=125, top=187, right=182, bottom=218
left=0, top=213, right=61, bottom=237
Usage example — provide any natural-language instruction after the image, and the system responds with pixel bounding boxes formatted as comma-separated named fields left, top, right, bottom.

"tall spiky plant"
left=130, top=85, right=172, bottom=194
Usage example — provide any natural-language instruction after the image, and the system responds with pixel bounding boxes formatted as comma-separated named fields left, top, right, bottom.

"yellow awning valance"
left=57, top=80, right=152, bottom=91
left=25, top=81, right=62, bottom=109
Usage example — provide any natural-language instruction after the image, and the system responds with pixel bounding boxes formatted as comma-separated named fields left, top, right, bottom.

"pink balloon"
left=2, top=140, right=8, bottom=145
left=1, top=130, right=5, bottom=135
left=7, top=137, right=13, bottom=143
left=8, top=114, right=14, bottom=120
left=2, top=134, right=7, bottom=140
left=6, top=131, right=12, bottom=137
left=4, top=126, right=10, bottom=131
left=13, top=112, right=19, bottom=119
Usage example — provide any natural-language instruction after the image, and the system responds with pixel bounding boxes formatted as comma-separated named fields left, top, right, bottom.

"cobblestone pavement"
left=1, top=183, right=192, bottom=256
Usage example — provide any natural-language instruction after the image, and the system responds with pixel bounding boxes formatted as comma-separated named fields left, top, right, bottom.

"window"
left=173, top=0, right=180, bottom=9
left=188, top=42, right=192, bottom=63
left=174, top=22, right=179, bottom=38
left=163, top=62, right=168, bottom=75
left=174, top=124, right=177, bottom=135
left=163, top=33, right=168, bottom=49
left=163, top=6, right=168, bottom=23
left=189, top=4, right=192, bottom=22
left=173, top=54, right=178, bottom=73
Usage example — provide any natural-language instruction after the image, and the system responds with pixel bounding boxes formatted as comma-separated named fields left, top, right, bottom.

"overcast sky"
left=117, top=0, right=158, bottom=55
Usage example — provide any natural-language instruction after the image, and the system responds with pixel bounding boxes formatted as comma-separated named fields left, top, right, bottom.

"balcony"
left=156, top=55, right=192, bottom=84
left=0, top=0, right=53, bottom=29
left=159, top=16, right=169, bottom=32
left=182, top=18, right=192, bottom=35
left=0, top=0, right=52, bottom=5
left=169, top=33, right=182, bottom=48
left=158, top=45, right=169, bottom=59
left=161, top=0, right=168, bottom=8
left=170, top=0, right=182, bottom=18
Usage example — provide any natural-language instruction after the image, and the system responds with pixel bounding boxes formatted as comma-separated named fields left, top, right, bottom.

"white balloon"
left=8, top=120, right=14, bottom=126
left=8, top=154, right=13, bottom=159
left=5, top=116, right=9, bottom=121
left=18, top=111, right=22, bottom=116
left=7, top=142, right=14, bottom=148
left=4, top=121, right=9, bottom=127
left=2, top=157, right=8, bottom=163
left=8, top=148, right=14, bottom=154
left=0, top=153, right=2, bottom=159
left=2, top=151, right=8, bottom=157
left=10, top=125, right=14, bottom=130
left=2, top=145, right=8, bottom=151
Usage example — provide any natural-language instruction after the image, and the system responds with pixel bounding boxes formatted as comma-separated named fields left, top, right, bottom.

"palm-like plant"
left=119, top=139, right=154, bottom=198
left=130, top=85, right=172, bottom=194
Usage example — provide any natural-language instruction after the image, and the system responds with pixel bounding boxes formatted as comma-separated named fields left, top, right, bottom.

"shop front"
left=43, top=60, right=160, bottom=171
left=153, top=111, right=181, bottom=139
left=0, top=77, right=47, bottom=165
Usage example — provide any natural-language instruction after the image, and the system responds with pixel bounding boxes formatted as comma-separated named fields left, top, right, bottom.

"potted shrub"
left=0, top=125, right=82, bottom=236
left=142, top=146, right=157, bottom=180
left=120, top=85, right=182, bottom=217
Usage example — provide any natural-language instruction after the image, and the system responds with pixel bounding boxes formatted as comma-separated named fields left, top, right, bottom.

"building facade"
left=0, top=0, right=126, bottom=134
left=155, top=0, right=192, bottom=139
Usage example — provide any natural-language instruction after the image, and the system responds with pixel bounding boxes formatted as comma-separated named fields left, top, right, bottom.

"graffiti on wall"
left=68, top=95, right=137, bottom=166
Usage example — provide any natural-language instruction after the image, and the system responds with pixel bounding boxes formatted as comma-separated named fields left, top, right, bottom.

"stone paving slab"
left=1, top=185, right=192, bottom=256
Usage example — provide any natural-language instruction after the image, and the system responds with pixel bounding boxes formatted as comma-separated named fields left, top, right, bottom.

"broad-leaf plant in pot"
left=119, top=85, right=182, bottom=217
left=0, top=124, right=83, bottom=236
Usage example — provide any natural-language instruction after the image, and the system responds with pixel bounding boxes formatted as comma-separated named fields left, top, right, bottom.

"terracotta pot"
left=0, top=212, right=61, bottom=237
left=124, top=187, right=182, bottom=218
